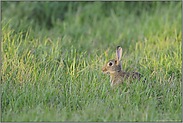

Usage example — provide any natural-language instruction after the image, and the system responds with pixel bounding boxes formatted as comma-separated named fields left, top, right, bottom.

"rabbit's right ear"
left=116, top=46, right=122, bottom=61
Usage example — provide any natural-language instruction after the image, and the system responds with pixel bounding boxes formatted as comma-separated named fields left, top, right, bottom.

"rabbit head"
left=102, top=46, right=122, bottom=74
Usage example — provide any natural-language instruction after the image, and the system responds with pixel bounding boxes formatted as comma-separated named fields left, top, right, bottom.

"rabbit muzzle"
left=102, top=67, right=109, bottom=74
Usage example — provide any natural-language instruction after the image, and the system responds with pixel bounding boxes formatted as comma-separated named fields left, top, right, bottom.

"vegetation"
left=1, top=1, right=182, bottom=122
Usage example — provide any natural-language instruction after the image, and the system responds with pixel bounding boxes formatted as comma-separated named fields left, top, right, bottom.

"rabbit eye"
left=109, top=62, right=113, bottom=66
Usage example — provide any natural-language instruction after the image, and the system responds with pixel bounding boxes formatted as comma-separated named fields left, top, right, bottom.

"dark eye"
left=109, top=62, right=113, bottom=66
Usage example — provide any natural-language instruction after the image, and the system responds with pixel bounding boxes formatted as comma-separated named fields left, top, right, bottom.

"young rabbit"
left=102, top=46, right=145, bottom=87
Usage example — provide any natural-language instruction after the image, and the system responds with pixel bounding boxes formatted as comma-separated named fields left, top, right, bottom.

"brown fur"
left=102, top=46, right=146, bottom=87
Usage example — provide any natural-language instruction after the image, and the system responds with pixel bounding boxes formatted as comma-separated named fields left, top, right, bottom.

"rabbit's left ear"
left=116, top=46, right=122, bottom=61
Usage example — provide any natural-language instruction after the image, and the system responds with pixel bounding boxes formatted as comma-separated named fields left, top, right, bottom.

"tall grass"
left=1, top=1, right=182, bottom=122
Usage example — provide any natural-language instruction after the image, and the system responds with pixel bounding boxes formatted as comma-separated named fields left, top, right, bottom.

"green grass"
left=1, top=1, right=182, bottom=122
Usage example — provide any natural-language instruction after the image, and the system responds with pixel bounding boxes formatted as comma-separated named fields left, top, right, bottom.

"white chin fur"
left=103, top=71, right=109, bottom=74
left=103, top=71, right=115, bottom=74
left=109, top=71, right=115, bottom=73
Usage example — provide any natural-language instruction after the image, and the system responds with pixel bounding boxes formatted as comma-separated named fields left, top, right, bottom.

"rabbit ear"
left=116, top=46, right=122, bottom=61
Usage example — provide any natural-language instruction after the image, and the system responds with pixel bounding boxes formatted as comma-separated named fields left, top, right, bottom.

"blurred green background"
left=1, top=1, right=182, bottom=122
left=2, top=1, right=181, bottom=51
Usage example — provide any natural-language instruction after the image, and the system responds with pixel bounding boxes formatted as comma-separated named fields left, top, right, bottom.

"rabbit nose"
left=102, top=67, right=106, bottom=72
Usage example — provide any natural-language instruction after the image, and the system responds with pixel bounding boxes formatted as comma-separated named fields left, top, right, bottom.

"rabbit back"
left=111, top=71, right=146, bottom=87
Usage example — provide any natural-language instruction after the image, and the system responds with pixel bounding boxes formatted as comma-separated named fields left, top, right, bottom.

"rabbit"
left=102, top=46, right=146, bottom=87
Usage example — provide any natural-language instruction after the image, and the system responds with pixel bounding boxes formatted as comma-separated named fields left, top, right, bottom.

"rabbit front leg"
left=111, top=80, right=116, bottom=87
left=110, top=76, right=115, bottom=87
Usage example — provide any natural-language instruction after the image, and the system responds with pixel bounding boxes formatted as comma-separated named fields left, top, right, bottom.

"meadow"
left=1, top=1, right=182, bottom=122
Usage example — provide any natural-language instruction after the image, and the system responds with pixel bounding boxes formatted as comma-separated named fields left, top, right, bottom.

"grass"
left=1, top=1, right=182, bottom=122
